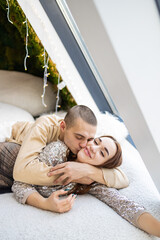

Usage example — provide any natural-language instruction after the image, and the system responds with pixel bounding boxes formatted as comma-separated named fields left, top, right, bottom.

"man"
left=1, top=105, right=128, bottom=190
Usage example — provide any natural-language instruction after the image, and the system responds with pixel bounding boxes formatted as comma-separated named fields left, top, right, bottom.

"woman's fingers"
left=70, top=194, right=77, bottom=207
left=51, top=194, right=76, bottom=213
left=60, top=194, right=77, bottom=213
left=53, top=189, right=67, bottom=198
left=47, top=190, right=77, bottom=213
left=60, top=193, right=73, bottom=205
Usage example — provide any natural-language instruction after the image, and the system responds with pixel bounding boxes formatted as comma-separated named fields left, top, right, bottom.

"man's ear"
left=60, top=120, right=66, bottom=132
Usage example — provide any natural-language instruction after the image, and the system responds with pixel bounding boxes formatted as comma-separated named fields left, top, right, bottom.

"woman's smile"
left=84, top=147, right=91, bottom=158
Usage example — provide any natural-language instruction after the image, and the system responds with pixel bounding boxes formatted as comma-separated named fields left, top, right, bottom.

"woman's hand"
left=44, top=189, right=76, bottom=213
left=138, top=212, right=160, bottom=237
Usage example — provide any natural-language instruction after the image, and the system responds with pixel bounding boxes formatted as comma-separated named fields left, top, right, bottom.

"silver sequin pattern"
left=89, top=183, right=146, bottom=227
left=39, top=140, right=68, bottom=166
left=12, top=140, right=76, bottom=202
left=12, top=140, right=146, bottom=228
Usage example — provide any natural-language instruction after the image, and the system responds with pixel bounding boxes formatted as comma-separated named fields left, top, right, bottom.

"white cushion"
left=0, top=102, right=34, bottom=142
left=0, top=70, right=57, bottom=116
left=96, top=111, right=128, bottom=142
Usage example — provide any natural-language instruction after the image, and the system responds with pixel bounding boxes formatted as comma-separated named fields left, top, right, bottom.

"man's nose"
left=79, top=139, right=88, bottom=148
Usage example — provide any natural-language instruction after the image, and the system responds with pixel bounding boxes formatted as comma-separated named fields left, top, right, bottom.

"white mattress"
left=0, top=140, right=160, bottom=240
left=0, top=107, right=160, bottom=239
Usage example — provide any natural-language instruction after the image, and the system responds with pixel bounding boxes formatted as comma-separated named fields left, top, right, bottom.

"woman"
left=12, top=136, right=160, bottom=237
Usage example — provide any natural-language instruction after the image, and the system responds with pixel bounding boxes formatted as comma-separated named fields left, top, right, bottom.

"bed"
left=0, top=101, right=160, bottom=239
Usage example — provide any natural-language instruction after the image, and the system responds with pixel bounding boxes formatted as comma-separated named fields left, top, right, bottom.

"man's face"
left=61, top=118, right=97, bottom=154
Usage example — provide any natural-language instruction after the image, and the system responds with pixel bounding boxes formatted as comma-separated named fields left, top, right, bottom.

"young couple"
left=0, top=105, right=160, bottom=237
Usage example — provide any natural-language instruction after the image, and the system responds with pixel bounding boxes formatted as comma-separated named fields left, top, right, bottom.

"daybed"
left=0, top=71, right=160, bottom=240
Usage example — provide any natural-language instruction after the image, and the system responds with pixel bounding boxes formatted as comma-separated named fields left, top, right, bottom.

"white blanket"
left=0, top=107, right=160, bottom=239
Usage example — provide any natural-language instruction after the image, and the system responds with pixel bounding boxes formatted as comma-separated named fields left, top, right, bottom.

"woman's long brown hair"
left=67, top=135, right=122, bottom=195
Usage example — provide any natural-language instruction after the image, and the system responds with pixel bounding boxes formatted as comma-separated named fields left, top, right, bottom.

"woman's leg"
left=0, top=142, right=20, bottom=192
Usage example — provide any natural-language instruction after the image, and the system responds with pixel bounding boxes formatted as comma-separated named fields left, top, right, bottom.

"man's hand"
left=45, top=189, right=76, bottom=213
left=47, top=162, right=94, bottom=185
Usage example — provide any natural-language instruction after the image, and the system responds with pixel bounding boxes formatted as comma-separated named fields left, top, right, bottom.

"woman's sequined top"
left=12, top=140, right=146, bottom=228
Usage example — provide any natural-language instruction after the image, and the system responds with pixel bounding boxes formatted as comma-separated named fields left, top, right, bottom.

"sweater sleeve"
left=13, top=116, right=61, bottom=186
left=89, top=183, right=147, bottom=228
left=101, top=167, right=129, bottom=189
left=12, top=181, right=37, bottom=204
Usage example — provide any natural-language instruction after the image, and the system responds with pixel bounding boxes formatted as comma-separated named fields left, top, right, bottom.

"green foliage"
left=0, top=0, right=76, bottom=110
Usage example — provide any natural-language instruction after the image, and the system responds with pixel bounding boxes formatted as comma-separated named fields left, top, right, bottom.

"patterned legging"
left=0, top=142, right=20, bottom=190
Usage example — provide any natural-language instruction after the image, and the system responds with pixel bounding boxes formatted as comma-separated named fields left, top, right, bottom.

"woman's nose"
left=90, top=145, right=97, bottom=153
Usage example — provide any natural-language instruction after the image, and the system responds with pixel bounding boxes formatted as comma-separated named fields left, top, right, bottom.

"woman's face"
left=77, top=137, right=117, bottom=166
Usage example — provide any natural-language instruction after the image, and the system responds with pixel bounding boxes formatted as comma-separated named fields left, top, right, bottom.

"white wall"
left=93, top=0, right=160, bottom=153
left=66, top=0, right=160, bottom=191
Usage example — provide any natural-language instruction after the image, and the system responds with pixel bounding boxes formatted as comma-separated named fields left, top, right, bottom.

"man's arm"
left=13, top=115, right=61, bottom=185
left=48, top=162, right=129, bottom=189
left=101, top=167, right=129, bottom=189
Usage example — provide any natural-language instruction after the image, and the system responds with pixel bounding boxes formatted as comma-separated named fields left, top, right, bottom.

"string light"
left=41, top=49, right=49, bottom=107
left=55, top=73, right=60, bottom=113
left=9, top=0, right=99, bottom=113
left=4, top=0, right=63, bottom=110
left=23, top=18, right=29, bottom=71
left=55, top=79, right=66, bottom=113
left=57, top=80, right=66, bottom=90
left=6, top=0, right=13, bottom=24
left=6, top=2, right=29, bottom=71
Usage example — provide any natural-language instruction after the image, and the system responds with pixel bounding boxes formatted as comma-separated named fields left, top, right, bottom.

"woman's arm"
left=12, top=181, right=37, bottom=204
left=89, top=183, right=160, bottom=237
left=26, top=190, right=76, bottom=213
left=12, top=181, right=76, bottom=213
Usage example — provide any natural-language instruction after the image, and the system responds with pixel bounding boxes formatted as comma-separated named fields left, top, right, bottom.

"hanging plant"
left=0, top=0, right=76, bottom=110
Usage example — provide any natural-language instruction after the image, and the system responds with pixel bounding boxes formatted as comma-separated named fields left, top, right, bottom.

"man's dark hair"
left=64, top=105, right=97, bottom=128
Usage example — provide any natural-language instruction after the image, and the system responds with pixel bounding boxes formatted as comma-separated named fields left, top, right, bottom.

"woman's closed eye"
left=100, top=150, right=105, bottom=157
left=94, top=139, right=105, bottom=157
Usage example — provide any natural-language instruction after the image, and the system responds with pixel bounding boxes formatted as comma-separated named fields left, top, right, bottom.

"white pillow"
left=96, top=111, right=128, bottom=142
left=0, top=103, right=34, bottom=142
left=0, top=70, right=57, bottom=116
